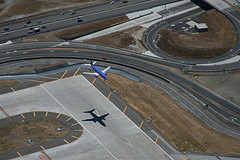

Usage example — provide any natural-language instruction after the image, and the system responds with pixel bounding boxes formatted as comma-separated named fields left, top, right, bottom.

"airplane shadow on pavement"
left=82, top=109, right=109, bottom=127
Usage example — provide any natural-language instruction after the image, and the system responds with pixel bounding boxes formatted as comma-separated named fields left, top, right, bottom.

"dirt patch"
left=86, top=26, right=147, bottom=53
left=105, top=73, right=240, bottom=154
left=0, top=79, right=18, bottom=88
left=157, top=9, right=237, bottom=59
left=0, top=118, right=69, bottom=154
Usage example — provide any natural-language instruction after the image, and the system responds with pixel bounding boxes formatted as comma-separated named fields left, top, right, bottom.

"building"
left=195, top=23, right=208, bottom=32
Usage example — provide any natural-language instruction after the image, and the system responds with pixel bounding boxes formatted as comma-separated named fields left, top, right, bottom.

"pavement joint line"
left=11, top=87, right=15, bottom=92
left=92, top=78, right=96, bottom=85
left=40, top=84, right=118, bottom=160
left=71, top=123, right=79, bottom=126
left=64, top=139, right=69, bottom=144
left=40, top=145, right=45, bottom=150
left=17, top=152, right=22, bottom=157
left=123, top=106, right=127, bottom=113
left=45, top=112, right=48, bottom=116
left=28, top=79, right=45, bottom=83
left=56, top=113, right=61, bottom=118
left=73, top=67, right=81, bottom=77
left=71, top=135, right=79, bottom=139
left=21, top=113, right=25, bottom=118
left=66, top=117, right=72, bottom=121
left=107, top=92, right=112, bottom=99
left=155, top=136, right=159, bottom=143
left=139, top=121, right=144, bottom=129
left=33, top=112, right=36, bottom=117
left=0, top=106, right=13, bottom=121
left=41, top=76, right=59, bottom=80
left=41, top=150, right=51, bottom=160
left=60, top=70, right=68, bottom=79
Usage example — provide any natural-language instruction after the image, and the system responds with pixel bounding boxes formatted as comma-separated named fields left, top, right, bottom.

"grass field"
left=105, top=73, right=240, bottom=155
left=157, top=9, right=237, bottom=59
left=0, top=118, right=69, bottom=154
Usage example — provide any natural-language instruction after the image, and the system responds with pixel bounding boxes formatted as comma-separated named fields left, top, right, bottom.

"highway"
left=0, top=41, right=239, bottom=129
left=0, top=0, right=180, bottom=43
left=0, top=0, right=240, bottom=159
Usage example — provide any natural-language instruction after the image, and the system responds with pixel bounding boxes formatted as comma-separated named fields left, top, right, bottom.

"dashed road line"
left=71, top=135, right=79, bottom=139
left=28, top=79, right=45, bottom=83
left=123, top=106, right=127, bottom=113
left=60, top=70, right=68, bottom=79
left=75, top=129, right=83, bottom=132
left=21, top=113, right=25, bottom=118
left=40, top=145, right=45, bottom=150
left=66, top=117, right=72, bottom=121
left=0, top=106, right=13, bottom=121
left=56, top=113, right=61, bottom=118
left=17, top=152, right=22, bottom=157
left=64, top=139, right=69, bottom=144
left=92, top=78, right=96, bottom=85
left=71, top=123, right=79, bottom=126
left=11, top=87, right=15, bottom=92
left=107, top=92, right=112, bottom=99
left=73, top=67, right=81, bottom=77
left=139, top=121, right=144, bottom=129
left=155, top=136, right=159, bottom=143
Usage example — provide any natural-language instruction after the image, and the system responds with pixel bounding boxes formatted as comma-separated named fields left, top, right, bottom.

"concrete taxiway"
left=0, top=75, right=171, bottom=160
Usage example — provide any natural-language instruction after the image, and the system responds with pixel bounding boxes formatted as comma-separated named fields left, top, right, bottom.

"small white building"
left=195, top=23, right=208, bottom=32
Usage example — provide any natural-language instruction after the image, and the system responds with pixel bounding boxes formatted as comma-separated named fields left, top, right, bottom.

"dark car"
left=77, top=19, right=83, bottom=22
left=29, top=27, right=34, bottom=30
left=4, top=27, right=9, bottom=31
left=123, top=0, right=128, bottom=3
left=26, top=21, right=31, bottom=24
left=42, top=26, right=46, bottom=29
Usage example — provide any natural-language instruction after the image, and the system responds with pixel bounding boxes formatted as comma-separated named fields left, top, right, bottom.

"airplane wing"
left=98, top=120, right=106, bottom=127
left=82, top=118, right=95, bottom=122
left=102, top=66, right=111, bottom=73
left=100, top=113, right=109, bottom=120
left=83, top=72, right=99, bottom=77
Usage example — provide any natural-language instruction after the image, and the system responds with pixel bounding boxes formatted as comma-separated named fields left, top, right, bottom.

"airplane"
left=83, top=59, right=110, bottom=80
left=82, top=109, right=109, bottom=127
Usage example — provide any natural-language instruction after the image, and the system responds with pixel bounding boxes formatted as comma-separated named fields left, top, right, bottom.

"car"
left=4, top=27, right=9, bottom=31
left=22, top=24, right=27, bottom=27
left=77, top=19, right=83, bottom=22
left=110, top=1, right=115, bottom=4
left=60, top=12, right=65, bottom=15
left=4, top=32, right=8, bottom=35
left=123, top=0, right=128, bottom=3
left=28, top=30, right=33, bottom=34
left=42, top=26, right=46, bottom=29
left=70, top=11, right=76, bottom=15
left=29, top=27, right=34, bottom=30
left=26, top=21, right=31, bottom=24
left=77, top=16, right=82, bottom=19
left=34, top=28, right=40, bottom=32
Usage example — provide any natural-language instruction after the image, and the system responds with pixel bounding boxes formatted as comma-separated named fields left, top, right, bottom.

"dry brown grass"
left=105, top=73, right=240, bottom=154
left=0, top=79, right=18, bottom=88
left=0, top=118, right=69, bottom=154
left=20, top=15, right=128, bottom=42
left=157, top=9, right=237, bottom=59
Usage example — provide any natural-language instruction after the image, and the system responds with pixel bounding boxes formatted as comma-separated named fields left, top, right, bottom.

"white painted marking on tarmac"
left=40, top=84, right=118, bottom=160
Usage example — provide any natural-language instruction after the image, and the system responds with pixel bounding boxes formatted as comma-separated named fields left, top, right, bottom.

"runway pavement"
left=0, top=75, right=172, bottom=160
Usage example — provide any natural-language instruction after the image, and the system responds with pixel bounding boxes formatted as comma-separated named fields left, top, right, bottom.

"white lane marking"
left=40, top=84, right=118, bottom=160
